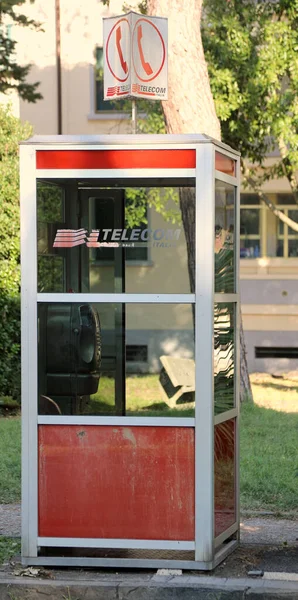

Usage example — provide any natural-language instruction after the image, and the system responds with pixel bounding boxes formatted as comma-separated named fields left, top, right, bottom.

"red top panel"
left=36, top=149, right=196, bottom=170
left=215, top=151, right=236, bottom=176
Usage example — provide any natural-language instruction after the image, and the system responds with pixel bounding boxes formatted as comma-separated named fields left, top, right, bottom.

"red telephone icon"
left=137, top=25, right=153, bottom=76
left=116, top=26, right=128, bottom=74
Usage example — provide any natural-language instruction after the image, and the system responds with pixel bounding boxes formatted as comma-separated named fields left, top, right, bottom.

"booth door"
left=37, top=182, right=195, bottom=545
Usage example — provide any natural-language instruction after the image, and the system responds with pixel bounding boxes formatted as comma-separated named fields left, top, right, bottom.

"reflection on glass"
left=37, top=182, right=65, bottom=293
left=38, top=303, right=195, bottom=417
left=215, top=152, right=236, bottom=176
left=37, top=181, right=195, bottom=295
left=214, top=303, right=235, bottom=415
left=126, top=304, right=195, bottom=416
left=214, top=419, right=236, bottom=538
left=38, top=256, right=64, bottom=293
left=215, top=180, right=235, bottom=293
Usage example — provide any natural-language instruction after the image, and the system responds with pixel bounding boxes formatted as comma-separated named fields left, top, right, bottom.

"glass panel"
left=37, top=181, right=195, bottom=294
left=214, top=303, right=235, bottom=415
left=37, top=182, right=65, bottom=293
left=38, top=303, right=195, bottom=417
left=214, top=419, right=236, bottom=538
left=215, top=180, right=235, bottom=293
left=240, top=194, right=260, bottom=205
left=278, top=216, right=284, bottom=235
left=215, top=151, right=236, bottom=176
left=276, top=194, right=294, bottom=205
left=276, top=240, right=284, bottom=257
left=38, top=256, right=64, bottom=293
left=288, top=210, right=298, bottom=234
left=125, top=304, right=194, bottom=416
left=288, top=239, right=298, bottom=257
left=240, top=238, right=260, bottom=259
left=240, top=208, right=259, bottom=235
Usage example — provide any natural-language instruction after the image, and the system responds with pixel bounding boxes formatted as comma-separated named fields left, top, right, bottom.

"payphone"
left=21, top=134, right=240, bottom=570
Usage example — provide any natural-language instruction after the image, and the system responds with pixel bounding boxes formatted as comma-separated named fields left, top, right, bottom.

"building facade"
left=3, top=0, right=298, bottom=373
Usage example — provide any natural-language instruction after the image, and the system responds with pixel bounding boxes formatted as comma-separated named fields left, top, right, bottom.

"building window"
left=95, top=47, right=128, bottom=112
left=126, top=345, right=148, bottom=362
left=240, top=193, right=298, bottom=259
left=255, top=347, right=298, bottom=359
left=240, top=194, right=261, bottom=258
left=276, top=196, right=298, bottom=258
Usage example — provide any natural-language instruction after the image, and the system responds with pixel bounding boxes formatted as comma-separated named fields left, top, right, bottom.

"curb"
left=1, top=574, right=298, bottom=599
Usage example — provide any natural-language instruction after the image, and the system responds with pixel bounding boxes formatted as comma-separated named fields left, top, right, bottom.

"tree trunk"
left=147, top=0, right=220, bottom=137
left=240, top=318, right=252, bottom=401
left=148, top=0, right=253, bottom=402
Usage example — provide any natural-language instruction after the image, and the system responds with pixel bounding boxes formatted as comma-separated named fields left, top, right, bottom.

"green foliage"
left=0, top=0, right=42, bottom=102
left=0, top=104, right=32, bottom=400
left=202, top=0, right=298, bottom=195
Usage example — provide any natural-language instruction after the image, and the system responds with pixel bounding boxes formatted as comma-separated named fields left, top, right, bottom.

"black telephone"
left=40, top=303, right=101, bottom=397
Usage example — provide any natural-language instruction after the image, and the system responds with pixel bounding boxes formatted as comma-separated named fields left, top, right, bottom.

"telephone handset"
left=116, top=26, right=128, bottom=74
left=137, top=25, right=153, bottom=76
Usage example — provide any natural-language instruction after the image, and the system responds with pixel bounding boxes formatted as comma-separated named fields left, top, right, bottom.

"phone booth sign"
left=103, top=12, right=168, bottom=100
left=20, top=134, right=240, bottom=569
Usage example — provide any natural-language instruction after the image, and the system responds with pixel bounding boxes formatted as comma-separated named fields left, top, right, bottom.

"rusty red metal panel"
left=36, top=149, right=196, bottom=170
left=215, top=151, right=236, bottom=176
left=214, top=419, right=236, bottom=538
left=38, top=425, right=195, bottom=540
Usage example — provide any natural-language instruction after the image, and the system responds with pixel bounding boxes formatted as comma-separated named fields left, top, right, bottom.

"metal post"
left=131, top=99, right=137, bottom=134
left=195, top=143, right=215, bottom=563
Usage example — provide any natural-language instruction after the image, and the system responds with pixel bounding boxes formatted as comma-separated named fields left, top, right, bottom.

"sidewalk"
left=0, top=504, right=297, bottom=599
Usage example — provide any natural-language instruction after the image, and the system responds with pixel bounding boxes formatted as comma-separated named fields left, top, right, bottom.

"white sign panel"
left=103, top=11, right=168, bottom=101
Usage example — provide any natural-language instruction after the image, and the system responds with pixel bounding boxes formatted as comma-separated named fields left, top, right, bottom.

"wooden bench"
left=159, top=355, right=195, bottom=408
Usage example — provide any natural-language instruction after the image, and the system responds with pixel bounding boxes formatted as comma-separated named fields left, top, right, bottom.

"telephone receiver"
left=116, top=26, right=128, bottom=74
left=137, top=25, right=153, bottom=76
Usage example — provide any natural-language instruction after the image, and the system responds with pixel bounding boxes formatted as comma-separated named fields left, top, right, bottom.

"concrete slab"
left=0, top=573, right=297, bottom=600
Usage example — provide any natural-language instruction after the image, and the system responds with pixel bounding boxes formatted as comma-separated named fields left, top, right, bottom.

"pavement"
left=0, top=504, right=298, bottom=598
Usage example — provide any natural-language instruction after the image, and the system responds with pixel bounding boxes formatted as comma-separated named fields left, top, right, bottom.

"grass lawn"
left=0, top=537, right=21, bottom=564
left=0, top=373, right=297, bottom=514
left=240, top=374, right=298, bottom=513
left=0, top=417, right=21, bottom=503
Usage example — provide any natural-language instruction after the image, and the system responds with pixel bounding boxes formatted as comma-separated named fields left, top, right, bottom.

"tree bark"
left=147, top=0, right=220, bottom=137
left=148, top=0, right=253, bottom=403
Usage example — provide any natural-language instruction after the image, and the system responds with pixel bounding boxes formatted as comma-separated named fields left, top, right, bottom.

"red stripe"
left=36, top=149, right=196, bottom=170
left=136, top=91, right=156, bottom=96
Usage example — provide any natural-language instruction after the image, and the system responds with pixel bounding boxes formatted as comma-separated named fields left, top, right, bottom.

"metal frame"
left=37, top=416, right=195, bottom=426
left=37, top=293, right=195, bottom=303
left=20, top=134, right=240, bottom=569
left=37, top=538, right=195, bottom=550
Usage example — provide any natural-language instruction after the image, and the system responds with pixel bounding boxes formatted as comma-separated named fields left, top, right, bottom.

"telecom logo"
left=53, top=228, right=181, bottom=249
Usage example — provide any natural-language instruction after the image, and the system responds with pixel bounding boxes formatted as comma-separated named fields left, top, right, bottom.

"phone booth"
left=20, top=134, right=240, bottom=570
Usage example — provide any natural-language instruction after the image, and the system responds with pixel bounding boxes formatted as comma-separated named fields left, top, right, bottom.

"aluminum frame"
left=20, top=134, right=240, bottom=569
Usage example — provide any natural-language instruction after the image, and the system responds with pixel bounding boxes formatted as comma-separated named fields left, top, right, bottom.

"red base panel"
left=38, top=425, right=195, bottom=540
left=214, top=419, right=236, bottom=537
